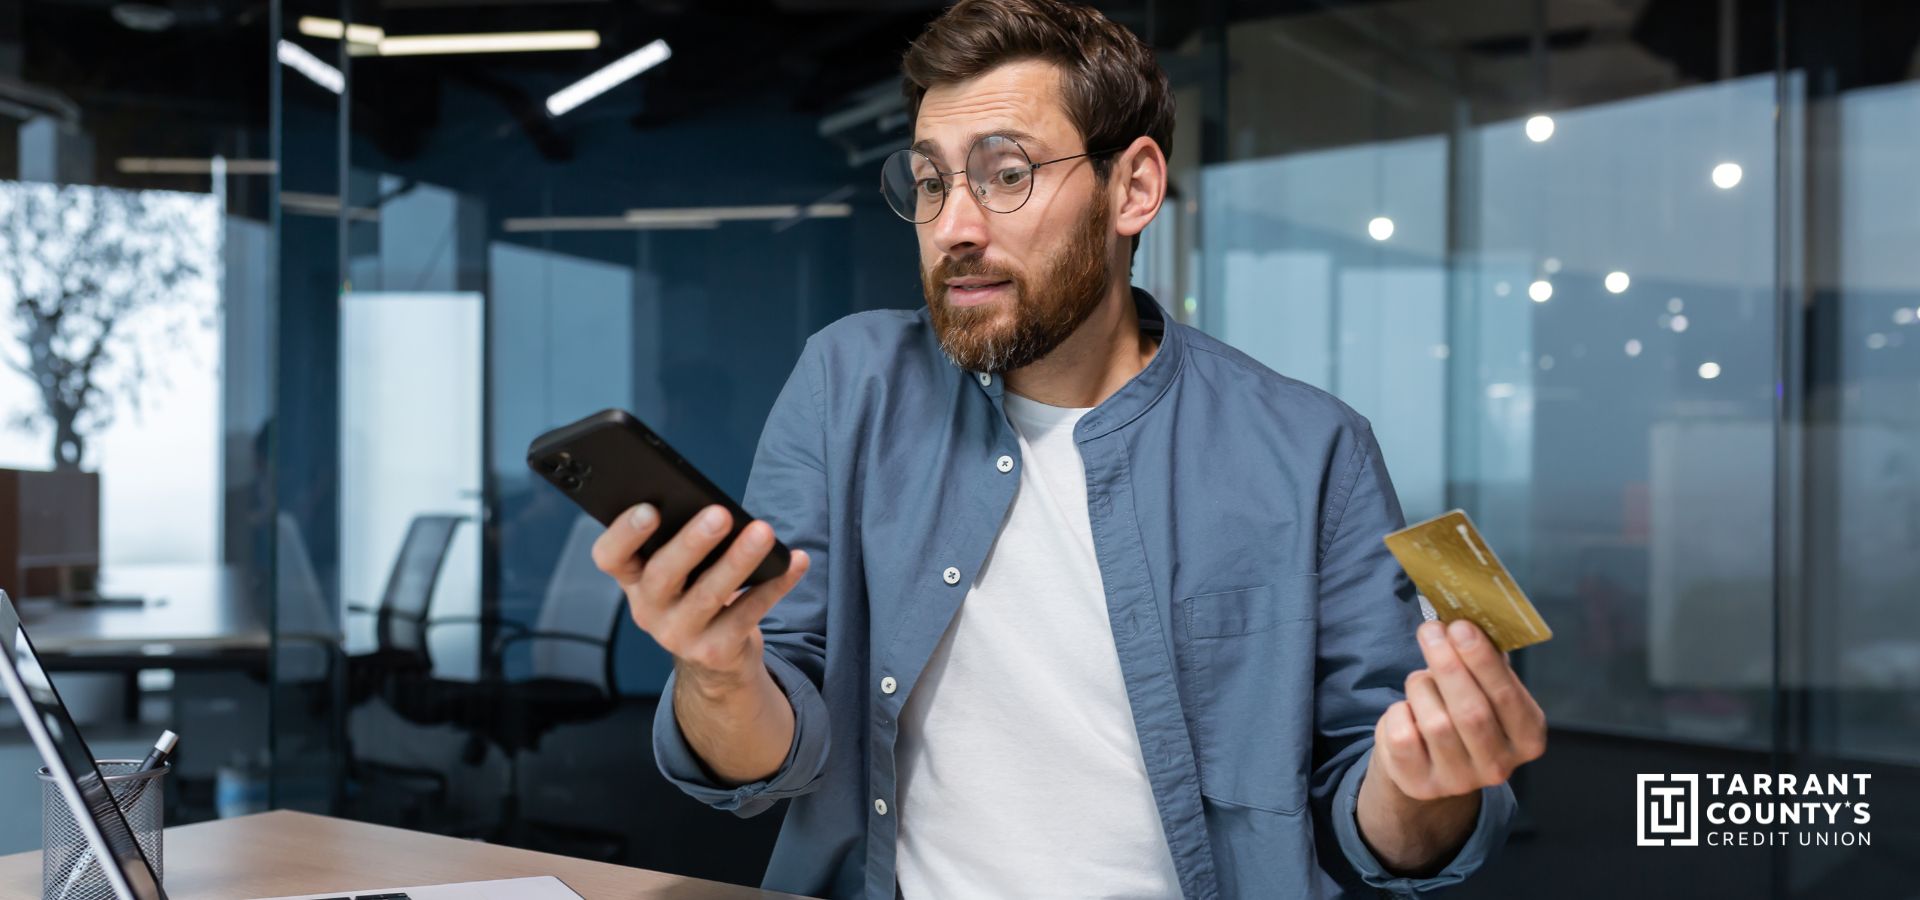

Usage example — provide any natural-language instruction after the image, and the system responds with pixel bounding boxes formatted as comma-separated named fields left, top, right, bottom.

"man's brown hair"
left=900, top=0, right=1175, bottom=181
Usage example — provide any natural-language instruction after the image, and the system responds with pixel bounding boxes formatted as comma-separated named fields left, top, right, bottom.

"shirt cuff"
left=1331, top=746, right=1517, bottom=896
left=652, top=649, right=832, bottom=818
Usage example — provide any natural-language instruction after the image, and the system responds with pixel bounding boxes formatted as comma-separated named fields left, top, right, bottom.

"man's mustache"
left=929, top=256, right=1019, bottom=284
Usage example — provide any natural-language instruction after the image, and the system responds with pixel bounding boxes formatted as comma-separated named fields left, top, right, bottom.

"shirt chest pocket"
left=1172, top=573, right=1319, bottom=815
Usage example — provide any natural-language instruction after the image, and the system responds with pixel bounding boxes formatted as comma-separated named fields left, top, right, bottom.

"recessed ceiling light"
left=379, top=31, right=600, bottom=57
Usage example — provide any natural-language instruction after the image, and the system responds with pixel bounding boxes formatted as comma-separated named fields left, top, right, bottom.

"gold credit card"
left=1383, top=509, right=1552, bottom=652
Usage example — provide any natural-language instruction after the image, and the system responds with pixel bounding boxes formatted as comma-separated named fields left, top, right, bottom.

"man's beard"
left=922, top=198, right=1113, bottom=374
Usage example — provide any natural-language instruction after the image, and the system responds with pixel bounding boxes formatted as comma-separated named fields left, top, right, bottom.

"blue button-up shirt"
left=653, top=288, right=1516, bottom=899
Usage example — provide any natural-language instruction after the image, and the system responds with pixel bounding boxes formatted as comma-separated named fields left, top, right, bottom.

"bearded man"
left=594, top=1, right=1543, bottom=897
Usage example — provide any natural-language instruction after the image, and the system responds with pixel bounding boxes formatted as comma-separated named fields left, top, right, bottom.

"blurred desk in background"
left=14, top=563, right=270, bottom=672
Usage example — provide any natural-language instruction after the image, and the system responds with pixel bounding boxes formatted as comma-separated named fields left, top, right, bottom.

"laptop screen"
left=0, top=591, right=166, bottom=900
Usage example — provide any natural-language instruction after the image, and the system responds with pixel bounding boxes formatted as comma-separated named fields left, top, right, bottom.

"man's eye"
left=994, top=168, right=1028, bottom=188
left=917, top=178, right=944, bottom=197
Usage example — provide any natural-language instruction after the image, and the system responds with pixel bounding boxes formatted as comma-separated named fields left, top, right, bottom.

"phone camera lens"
left=559, top=474, right=581, bottom=490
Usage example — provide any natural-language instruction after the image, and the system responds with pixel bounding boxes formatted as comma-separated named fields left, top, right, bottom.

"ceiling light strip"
left=378, top=30, right=600, bottom=57
left=546, top=39, right=671, bottom=116
left=297, top=17, right=385, bottom=45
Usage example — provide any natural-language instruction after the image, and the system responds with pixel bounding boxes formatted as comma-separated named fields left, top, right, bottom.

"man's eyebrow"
left=909, top=128, right=1050, bottom=163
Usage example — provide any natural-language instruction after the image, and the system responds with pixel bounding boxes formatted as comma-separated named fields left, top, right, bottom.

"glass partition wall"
left=263, top=0, right=931, bottom=882
left=1183, top=2, right=1918, bottom=896
left=0, top=0, right=274, bottom=854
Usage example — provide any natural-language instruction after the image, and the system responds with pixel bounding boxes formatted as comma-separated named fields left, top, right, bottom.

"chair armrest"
left=490, top=630, right=609, bottom=657
left=426, top=616, right=527, bottom=637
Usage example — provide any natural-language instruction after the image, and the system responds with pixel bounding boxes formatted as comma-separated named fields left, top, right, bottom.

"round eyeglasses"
left=880, top=134, right=1126, bottom=224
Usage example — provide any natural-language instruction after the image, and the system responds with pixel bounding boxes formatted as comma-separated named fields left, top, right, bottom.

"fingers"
left=713, top=549, right=810, bottom=631
left=1445, top=620, right=1548, bottom=763
left=1374, top=699, right=1428, bottom=793
left=591, top=502, right=660, bottom=586
left=636, top=505, right=735, bottom=605
left=1404, top=670, right=1474, bottom=795
left=660, top=519, right=783, bottom=632
left=1417, top=621, right=1513, bottom=784
left=666, top=550, right=808, bottom=676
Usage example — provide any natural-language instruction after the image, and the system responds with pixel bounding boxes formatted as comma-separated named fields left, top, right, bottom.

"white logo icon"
left=1637, top=774, right=1700, bottom=846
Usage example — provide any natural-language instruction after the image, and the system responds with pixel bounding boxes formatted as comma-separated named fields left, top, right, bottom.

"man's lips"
left=945, top=278, right=1012, bottom=307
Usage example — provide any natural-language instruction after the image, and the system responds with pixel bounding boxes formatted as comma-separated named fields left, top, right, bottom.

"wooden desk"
left=0, top=810, right=813, bottom=900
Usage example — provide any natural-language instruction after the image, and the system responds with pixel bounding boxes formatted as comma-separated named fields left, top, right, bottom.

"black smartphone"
left=527, top=408, right=791, bottom=588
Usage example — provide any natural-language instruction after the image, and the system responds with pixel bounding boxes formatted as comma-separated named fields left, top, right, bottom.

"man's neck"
left=1002, top=281, right=1160, bottom=409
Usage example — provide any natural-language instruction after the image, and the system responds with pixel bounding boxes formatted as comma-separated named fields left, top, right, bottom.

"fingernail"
left=1448, top=620, right=1479, bottom=644
left=1419, top=621, right=1444, bottom=646
left=630, top=504, right=657, bottom=529
left=742, top=523, right=770, bottom=549
left=701, top=506, right=728, bottom=534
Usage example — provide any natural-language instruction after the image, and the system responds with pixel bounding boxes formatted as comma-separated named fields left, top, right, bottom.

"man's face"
left=914, top=59, right=1115, bottom=374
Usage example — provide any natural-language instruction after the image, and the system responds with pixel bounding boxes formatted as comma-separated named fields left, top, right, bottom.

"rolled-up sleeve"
left=652, top=335, right=835, bottom=818
left=1331, top=751, right=1517, bottom=894
left=1308, top=418, right=1517, bottom=895
left=654, top=651, right=833, bottom=816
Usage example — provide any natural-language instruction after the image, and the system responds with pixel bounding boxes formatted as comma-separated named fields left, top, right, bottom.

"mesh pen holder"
left=36, top=760, right=168, bottom=900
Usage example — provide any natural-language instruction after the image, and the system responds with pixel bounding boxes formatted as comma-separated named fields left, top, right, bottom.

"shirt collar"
left=961, top=286, right=1184, bottom=443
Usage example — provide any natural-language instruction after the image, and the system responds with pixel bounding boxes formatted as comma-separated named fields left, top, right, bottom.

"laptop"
left=0, top=589, right=581, bottom=900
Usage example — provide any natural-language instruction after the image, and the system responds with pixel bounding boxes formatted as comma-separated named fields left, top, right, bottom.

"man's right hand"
left=592, top=502, right=810, bottom=691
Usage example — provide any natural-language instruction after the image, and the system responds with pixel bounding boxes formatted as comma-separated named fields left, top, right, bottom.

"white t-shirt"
left=894, top=389, right=1182, bottom=900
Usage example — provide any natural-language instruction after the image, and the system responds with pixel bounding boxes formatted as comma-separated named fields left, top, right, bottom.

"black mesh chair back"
left=375, top=514, right=466, bottom=663
left=527, top=515, right=626, bottom=694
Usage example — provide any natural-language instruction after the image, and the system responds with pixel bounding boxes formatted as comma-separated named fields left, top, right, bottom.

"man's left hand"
left=1373, top=618, right=1547, bottom=802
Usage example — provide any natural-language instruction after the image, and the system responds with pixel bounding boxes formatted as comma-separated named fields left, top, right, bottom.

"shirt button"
left=880, top=676, right=897, bottom=694
left=941, top=566, right=960, bottom=585
left=995, top=455, right=1014, bottom=473
left=875, top=798, right=889, bottom=816
left=977, top=372, right=992, bottom=387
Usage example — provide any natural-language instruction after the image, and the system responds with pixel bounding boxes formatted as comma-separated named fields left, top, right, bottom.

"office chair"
left=337, top=513, right=469, bottom=828
left=343, top=513, right=467, bottom=704
left=491, top=513, right=628, bottom=745
left=391, top=515, right=630, bottom=854
left=490, top=514, right=631, bottom=857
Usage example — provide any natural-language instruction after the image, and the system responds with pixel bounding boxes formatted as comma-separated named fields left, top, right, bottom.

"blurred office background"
left=0, top=0, right=1914, bottom=897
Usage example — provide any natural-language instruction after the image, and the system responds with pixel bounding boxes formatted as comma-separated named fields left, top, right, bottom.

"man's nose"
left=930, top=177, right=990, bottom=255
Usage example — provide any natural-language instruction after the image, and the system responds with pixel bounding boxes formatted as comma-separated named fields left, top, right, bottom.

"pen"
left=56, top=730, right=177, bottom=899
left=121, top=730, right=178, bottom=806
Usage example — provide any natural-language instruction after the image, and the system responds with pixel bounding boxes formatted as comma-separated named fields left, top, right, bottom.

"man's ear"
left=1111, top=135, right=1167, bottom=242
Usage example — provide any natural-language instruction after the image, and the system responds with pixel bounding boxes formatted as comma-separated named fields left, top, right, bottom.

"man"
left=593, top=1, right=1545, bottom=897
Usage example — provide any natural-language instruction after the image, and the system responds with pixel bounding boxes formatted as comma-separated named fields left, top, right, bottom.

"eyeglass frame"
left=880, top=134, right=1132, bottom=224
